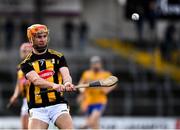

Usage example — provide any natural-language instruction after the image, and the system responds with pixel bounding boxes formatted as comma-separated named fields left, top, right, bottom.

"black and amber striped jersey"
left=17, top=65, right=30, bottom=97
left=20, top=49, right=68, bottom=109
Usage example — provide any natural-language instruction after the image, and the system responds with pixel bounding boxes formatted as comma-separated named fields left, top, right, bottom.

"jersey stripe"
left=32, top=61, right=42, bottom=104
left=38, top=60, right=49, bottom=105
left=46, top=59, right=56, bottom=102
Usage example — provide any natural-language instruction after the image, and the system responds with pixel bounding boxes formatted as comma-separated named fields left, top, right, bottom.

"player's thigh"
left=21, top=98, right=29, bottom=129
left=21, top=114, right=29, bottom=129
left=28, top=118, right=49, bottom=129
left=55, top=113, right=73, bottom=129
left=88, top=110, right=102, bottom=123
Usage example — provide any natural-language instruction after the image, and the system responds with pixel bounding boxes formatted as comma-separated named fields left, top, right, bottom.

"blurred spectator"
left=145, top=0, right=157, bottom=40
left=63, top=18, right=75, bottom=50
left=135, top=0, right=157, bottom=41
left=78, top=20, right=89, bottom=50
left=4, top=18, right=15, bottom=50
left=135, top=6, right=144, bottom=41
left=160, top=24, right=177, bottom=62
left=20, top=20, right=30, bottom=43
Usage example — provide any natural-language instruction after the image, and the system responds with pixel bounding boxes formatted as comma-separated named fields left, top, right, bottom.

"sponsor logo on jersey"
left=38, top=70, right=55, bottom=79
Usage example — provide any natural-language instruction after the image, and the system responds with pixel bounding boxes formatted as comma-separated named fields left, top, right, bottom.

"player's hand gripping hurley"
left=36, top=76, right=118, bottom=96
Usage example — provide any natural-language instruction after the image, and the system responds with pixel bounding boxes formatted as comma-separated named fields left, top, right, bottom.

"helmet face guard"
left=27, top=24, right=49, bottom=53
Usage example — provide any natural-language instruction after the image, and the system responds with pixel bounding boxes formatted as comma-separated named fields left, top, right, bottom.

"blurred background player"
left=77, top=56, right=116, bottom=129
left=8, top=43, right=32, bottom=129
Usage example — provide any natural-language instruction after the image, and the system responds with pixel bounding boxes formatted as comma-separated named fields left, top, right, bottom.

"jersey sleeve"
left=79, top=71, right=87, bottom=93
left=57, top=55, right=68, bottom=69
left=80, top=71, right=88, bottom=83
left=81, top=72, right=86, bottom=81
left=48, top=49, right=68, bottom=69
left=17, top=69, right=23, bottom=80
left=16, top=65, right=22, bottom=80
left=20, top=61, right=34, bottom=76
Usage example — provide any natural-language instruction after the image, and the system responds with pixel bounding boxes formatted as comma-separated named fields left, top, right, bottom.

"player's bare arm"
left=9, top=81, right=20, bottom=105
left=26, top=70, right=65, bottom=91
left=60, top=66, right=75, bottom=91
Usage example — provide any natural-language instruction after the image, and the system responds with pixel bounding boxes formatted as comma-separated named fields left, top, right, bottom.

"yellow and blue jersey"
left=17, top=65, right=30, bottom=98
left=80, top=70, right=111, bottom=112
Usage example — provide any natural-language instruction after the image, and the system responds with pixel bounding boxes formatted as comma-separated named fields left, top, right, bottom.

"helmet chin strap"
left=33, top=44, right=48, bottom=53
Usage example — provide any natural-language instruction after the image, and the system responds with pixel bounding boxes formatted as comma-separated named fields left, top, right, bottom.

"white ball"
left=131, top=13, right=139, bottom=21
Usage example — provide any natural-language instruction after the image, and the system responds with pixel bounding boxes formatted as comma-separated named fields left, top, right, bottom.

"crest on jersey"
left=52, top=59, right=55, bottom=64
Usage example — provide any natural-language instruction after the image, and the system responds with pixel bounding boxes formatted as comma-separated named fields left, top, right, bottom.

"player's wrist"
left=12, top=93, right=19, bottom=98
left=11, top=95, right=17, bottom=100
left=64, top=82, right=71, bottom=86
left=50, top=83, right=56, bottom=89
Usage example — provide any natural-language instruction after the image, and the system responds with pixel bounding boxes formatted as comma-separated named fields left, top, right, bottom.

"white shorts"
left=29, top=103, right=69, bottom=124
left=21, top=98, right=29, bottom=116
